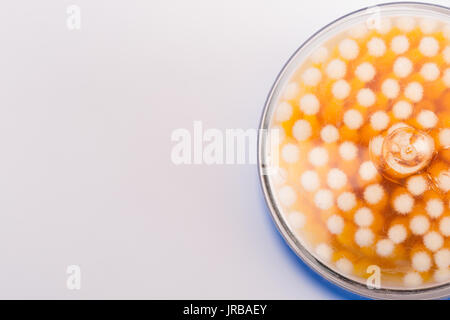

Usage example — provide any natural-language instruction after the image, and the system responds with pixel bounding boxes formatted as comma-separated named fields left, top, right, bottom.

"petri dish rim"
left=258, top=2, right=450, bottom=299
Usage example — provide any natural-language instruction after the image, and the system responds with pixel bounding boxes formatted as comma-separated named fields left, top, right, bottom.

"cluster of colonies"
left=271, top=17, right=450, bottom=288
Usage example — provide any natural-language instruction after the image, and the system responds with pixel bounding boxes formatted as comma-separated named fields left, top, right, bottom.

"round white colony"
left=410, top=215, right=430, bottom=235
left=404, top=272, right=422, bottom=287
left=326, top=214, right=344, bottom=234
left=393, top=100, right=413, bottom=120
left=308, top=147, right=329, bottom=167
left=393, top=57, right=413, bottom=78
left=320, top=125, right=339, bottom=143
left=332, top=79, right=350, bottom=99
left=363, top=184, right=384, bottom=205
left=404, top=82, right=423, bottom=102
left=292, top=119, right=312, bottom=142
left=406, top=175, right=428, bottom=196
left=439, top=128, right=450, bottom=147
left=354, top=207, right=374, bottom=227
left=301, top=67, right=322, bottom=86
left=443, top=46, right=450, bottom=64
left=370, top=111, right=390, bottom=131
left=419, top=36, right=439, bottom=57
left=343, top=109, right=363, bottom=129
left=299, top=94, right=320, bottom=115
left=434, top=249, right=450, bottom=269
left=439, top=217, right=450, bottom=237
left=391, top=35, right=409, bottom=54
left=425, top=198, right=444, bottom=219
left=339, top=141, right=358, bottom=160
left=412, top=251, right=432, bottom=272
left=388, top=224, right=407, bottom=244
left=393, top=193, right=414, bottom=215
left=357, top=88, right=376, bottom=107
left=326, top=59, right=347, bottom=79
left=437, top=171, right=450, bottom=192
left=288, top=211, right=306, bottom=230
left=281, top=143, right=299, bottom=163
left=355, top=62, right=375, bottom=82
left=315, top=189, right=334, bottom=210
left=417, top=110, right=438, bottom=129
left=300, top=170, right=320, bottom=192
left=359, top=161, right=378, bottom=181
left=278, top=185, right=297, bottom=207
left=423, top=231, right=443, bottom=252
left=376, top=239, right=395, bottom=257
left=327, top=168, right=347, bottom=190
left=336, top=258, right=353, bottom=275
left=338, top=38, right=359, bottom=60
left=396, top=16, right=416, bottom=32
left=283, top=82, right=299, bottom=100
left=367, top=37, right=386, bottom=57
left=369, top=135, right=384, bottom=157
left=444, top=68, right=450, bottom=87
left=419, top=19, right=437, bottom=34
left=275, top=101, right=292, bottom=122
left=355, top=228, right=374, bottom=247
left=420, top=63, right=440, bottom=81
left=337, top=192, right=356, bottom=212
left=310, top=46, right=328, bottom=64
left=315, top=243, right=333, bottom=262
left=434, top=269, right=450, bottom=283
left=381, top=79, right=400, bottom=99
left=376, top=18, right=392, bottom=34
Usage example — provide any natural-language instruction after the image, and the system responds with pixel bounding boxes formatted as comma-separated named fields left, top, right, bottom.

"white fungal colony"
left=404, top=82, right=424, bottom=102
left=308, top=147, right=329, bottom=167
left=337, top=192, right=356, bottom=212
left=301, top=170, right=320, bottom=192
left=406, top=175, right=427, bottom=196
left=354, top=207, right=373, bottom=227
left=364, top=184, right=384, bottom=205
left=302, top=67, right=322, bottom=86
left=388, top=224, right=407, bottom=244
left=355, top=62, right=375, bottom=82
left=327, top=214, right=344, bottom=234
left=326, top=59, right=347, bottom=79
left=293, top=120, right=312, bottom=141
left=332, top=80, right=351, bottom=99
left=359, top=161, right=378, bottom=181
left=370, top=111, right=390, bottom=131
left=344, top=109, right=363, bottom=129
left=376, top=239, right=395, bottom=257
left=367, top=37, right=386, bottom=57
left=321, top=125, right=339, bottom=143
left=357, top=88, right=376, bottom=107
left=339, top=142, right=358, bottom=160
left=281, top=144, right=299, bottom=163
left=393, top=101, right=413, bottom=120
left=391, top=35, right=409, bottom=54
left=381, top=79, right=400, bottom=99
left=394, top=57, right=413, bottom=78
left=300, top=94, right=320, bottom=115
left=393, top=193, right=414, bottom=214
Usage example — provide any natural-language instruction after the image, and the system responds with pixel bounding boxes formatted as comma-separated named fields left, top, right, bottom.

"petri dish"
left=258, top=2, right=450, bottom=299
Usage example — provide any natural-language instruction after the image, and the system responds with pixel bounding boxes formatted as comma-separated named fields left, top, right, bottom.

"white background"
left=0, top=0, right=448, bottom=299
